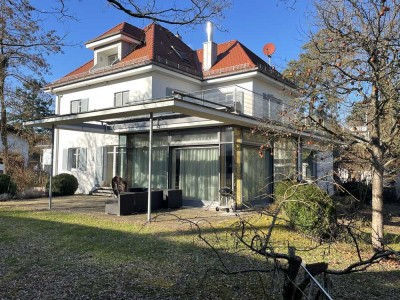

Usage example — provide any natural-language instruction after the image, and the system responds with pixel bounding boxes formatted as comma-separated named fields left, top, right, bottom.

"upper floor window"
left=114, top=91, right=129, bottom=107
left=108, top=54, right=118, bottom=65
left=71, top=99, right=89, bottom=114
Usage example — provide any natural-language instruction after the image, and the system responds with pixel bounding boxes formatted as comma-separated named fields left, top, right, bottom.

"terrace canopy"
left=24, top=93, right=261, bottom=221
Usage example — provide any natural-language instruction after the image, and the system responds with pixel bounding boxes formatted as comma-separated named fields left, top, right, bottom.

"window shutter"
left=81, top=98, right=89, bottom=112
left=62, top=149, right=69, bottom=171
left=95, top=147, right=103, bottom=184
left=79, top=148, right=87, bottom=171
left=123, top=91, right=129, bottom=105
left=67, top=148, right=73, bottom=170
left=115, top=93, right=122, bottom=107
left=71, top=101, right=78, bottom=113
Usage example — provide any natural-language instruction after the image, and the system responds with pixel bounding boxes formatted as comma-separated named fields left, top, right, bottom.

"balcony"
left=177, top=85, right=289, bottom=122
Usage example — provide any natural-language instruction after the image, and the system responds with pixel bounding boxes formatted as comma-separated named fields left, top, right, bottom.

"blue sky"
left=43, top=0, right=312, bottom=83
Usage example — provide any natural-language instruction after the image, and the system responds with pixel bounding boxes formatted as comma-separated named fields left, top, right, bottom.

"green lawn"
left=0, top=200, right=399, bottom=299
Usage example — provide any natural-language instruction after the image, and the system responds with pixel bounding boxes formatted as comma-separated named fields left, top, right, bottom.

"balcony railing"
left=178, top=85, right=289, bottom=122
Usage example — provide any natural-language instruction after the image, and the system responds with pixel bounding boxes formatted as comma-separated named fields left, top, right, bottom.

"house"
left=26, top=22, right=334, bottom=207
left=0, top=131, right=29, bottom=173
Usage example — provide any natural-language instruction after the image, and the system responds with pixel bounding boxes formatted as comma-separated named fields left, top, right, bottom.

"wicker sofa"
left=105, top=190, right=163, bottom=216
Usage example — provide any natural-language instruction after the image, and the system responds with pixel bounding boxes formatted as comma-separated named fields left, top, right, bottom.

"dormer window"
left=108, top=54, right=118, bottom=65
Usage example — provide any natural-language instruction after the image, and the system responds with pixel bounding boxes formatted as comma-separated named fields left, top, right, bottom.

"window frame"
left=69, top=148, right=80, bottom=170
left=108, top=53, right=118, bottom=65
left=114, top=91, right=130, bottom=107
left=63, top=147, right=87, bottom=171
left=70, top=99, right=89, bottom=114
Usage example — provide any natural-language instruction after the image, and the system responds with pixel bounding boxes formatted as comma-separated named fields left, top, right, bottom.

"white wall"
left=152, top=72, right=201, bottom=98
left=57, top=75, right=152, bottom=114
left=253, top=77, right=294, bottom=104
left=55, top=129, right=118, bottom=194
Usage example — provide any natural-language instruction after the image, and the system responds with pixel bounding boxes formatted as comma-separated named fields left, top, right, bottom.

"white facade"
left=43, top=22, right=334, bottom=202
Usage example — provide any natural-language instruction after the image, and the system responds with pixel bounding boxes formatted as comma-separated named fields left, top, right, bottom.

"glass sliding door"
left=130, top=147, right=168, bottom=189
left=171, top=147, right=219, bottom=202
left=243, top=146, right=271, bottom=205
left=100, top=146, right=126, bottom=186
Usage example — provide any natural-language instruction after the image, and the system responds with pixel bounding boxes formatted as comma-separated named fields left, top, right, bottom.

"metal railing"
left=299, top=263, right=333, bottom=300
left=180, top=86, right=289, bottom=121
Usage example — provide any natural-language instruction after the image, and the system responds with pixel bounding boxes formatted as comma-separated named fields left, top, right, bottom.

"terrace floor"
left=0, top=194, right=239, bottom=224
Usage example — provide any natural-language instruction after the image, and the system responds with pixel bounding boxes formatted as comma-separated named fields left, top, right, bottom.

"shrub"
left=46, top=173, right=78, bottom=196
left=339, top=181, right=372, bottom=206
left=0, top=174, right=17, bottom=196
left=275, top=180, right=337, bottom=240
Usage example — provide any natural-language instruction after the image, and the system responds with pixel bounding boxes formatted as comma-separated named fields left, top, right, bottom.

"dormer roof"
left=85, top=22, right=145, bottom=47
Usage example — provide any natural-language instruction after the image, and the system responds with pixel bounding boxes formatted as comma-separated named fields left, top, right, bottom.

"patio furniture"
left=162, top=189, right=183, bottom=209
left=105, top=190, right=163, bottom=216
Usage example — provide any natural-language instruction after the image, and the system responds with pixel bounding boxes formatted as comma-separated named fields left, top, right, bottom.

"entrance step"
left=90, top=187, right=114, bottom=197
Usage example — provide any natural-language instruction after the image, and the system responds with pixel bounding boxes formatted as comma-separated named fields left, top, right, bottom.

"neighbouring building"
left=0, top=131, right=29, bottom=173
left=26, top=22, right=334, bottom=207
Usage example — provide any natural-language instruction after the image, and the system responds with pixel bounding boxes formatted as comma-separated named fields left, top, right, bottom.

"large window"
left=114, top=91, right=129, bottom=107
left=171, top=147, right=219, bottom=202
left=302, top=149, right=317, bottom=179
left=70, top=99, right=89, bottom=113
left=130, top=147, right=168, bottom=189
left=95, top=146, right=126, bottom=185
left=274, top=138, right=297, bottom=180
left=243, top=146, right=271, bottom=205
left=63, top=148, right=87, bottom=171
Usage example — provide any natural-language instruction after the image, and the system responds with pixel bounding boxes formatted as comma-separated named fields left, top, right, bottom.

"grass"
left=0, top=197, right=399, bottom=299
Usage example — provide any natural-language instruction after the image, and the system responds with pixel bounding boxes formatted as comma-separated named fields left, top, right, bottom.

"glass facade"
left=273, top=138, right=298, bottom=181
left=242, top=146, right=272, bottom=205
left=302, top=149, right=317, bottom=179
left=114, top=127, right=302, bottom=206
left=171, top=147, right=219, bottom=201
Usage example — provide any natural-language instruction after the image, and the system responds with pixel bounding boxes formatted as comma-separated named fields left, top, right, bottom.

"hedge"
left=46, top=173, right=78, bottom=196
left=275, top=180, right=337, bottom=240
left=0, top=174, right=17, bottom=196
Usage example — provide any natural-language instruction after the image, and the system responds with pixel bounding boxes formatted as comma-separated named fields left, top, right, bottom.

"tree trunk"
left=370, top=140, right=384, bottom=251
left=0, top=71, right=8, bottom=175
left=371, top=162, right=384, bottom=251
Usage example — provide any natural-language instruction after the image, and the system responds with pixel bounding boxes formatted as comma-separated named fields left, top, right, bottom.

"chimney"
left=203, top=21, right=217, bottom=71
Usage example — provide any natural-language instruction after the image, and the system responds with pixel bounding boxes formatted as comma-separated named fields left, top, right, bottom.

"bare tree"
left=0, top=0, right=66, bottom=173
left=284, top=0, right=400, bottom=250
left=106, top=0, right=231, bottom=26
left=184, top=194, right=399, bottom=299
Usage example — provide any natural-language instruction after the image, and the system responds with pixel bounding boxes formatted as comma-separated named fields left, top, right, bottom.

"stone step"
left=90, top=187, right=114, bottom=196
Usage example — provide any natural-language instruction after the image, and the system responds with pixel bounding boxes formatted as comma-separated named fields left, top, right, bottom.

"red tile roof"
left=196, top=40, right=257, bottom=74
left=63, top=60, right=94, bottom=78
left=51, top=22, right=293, bottom=88
left=86, top=22, right=145, bottom=45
